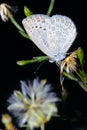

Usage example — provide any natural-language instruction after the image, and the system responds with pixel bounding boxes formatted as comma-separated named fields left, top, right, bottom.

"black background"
left=0, top=0, right=87, bottom=129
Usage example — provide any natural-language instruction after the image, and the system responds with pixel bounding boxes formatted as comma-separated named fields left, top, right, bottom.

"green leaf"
left=24, top=6, right=33, bottom=17
left=77, top=47, right=84, bottom=65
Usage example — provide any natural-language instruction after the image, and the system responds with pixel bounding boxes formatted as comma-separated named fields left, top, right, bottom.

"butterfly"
left=22, top=14, right=77, bottom=65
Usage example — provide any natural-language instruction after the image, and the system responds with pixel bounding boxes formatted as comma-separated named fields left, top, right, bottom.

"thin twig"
left=47, top=0, right=55, bottom=16
left=8, top=13, right=29, bottom=39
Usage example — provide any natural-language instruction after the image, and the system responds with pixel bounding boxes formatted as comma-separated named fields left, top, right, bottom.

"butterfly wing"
left=22, top=14, right=77, bottom=62
left=22, top=14, right=55, bottom=60
left=46, top=15, right=77, bottom=61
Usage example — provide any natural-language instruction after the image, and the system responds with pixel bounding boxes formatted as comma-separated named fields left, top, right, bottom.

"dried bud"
left=0, top=3, right=12, bottom=22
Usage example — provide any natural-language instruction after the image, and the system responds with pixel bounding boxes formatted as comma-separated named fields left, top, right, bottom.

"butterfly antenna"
left=34, top=61, right=46, bottom=74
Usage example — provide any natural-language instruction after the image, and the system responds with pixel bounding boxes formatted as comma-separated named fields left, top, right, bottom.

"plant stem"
left=76, top=71, right=87, bottom=91
left=8, top=13, right=29, bottom=39
left=8, top=14, right=24, bottom=32
left=17, top=56, right=48, bottom=66
left=47, top=0, right=55, bottom=16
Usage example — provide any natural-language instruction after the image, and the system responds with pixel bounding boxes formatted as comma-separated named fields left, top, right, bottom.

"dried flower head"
left=7, top=78, right=60, bottom=130
left=0, top=3, right=11, bottom=22
left=60, top=50, right=78, bottom=74
left=0, top=3, right=18, bottom=22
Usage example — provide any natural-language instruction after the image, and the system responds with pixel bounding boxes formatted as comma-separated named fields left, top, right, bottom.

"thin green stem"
left=8, top=14, right=24, bottom=32
left=75, top=70, right=87, bottom=91
left=47, top=0, right=55, bottom=16
left=8, top=13, right=29, bottom=39
left=76, top=71, right=84, bottom=83
left=17, top=56, right=48, bottom=66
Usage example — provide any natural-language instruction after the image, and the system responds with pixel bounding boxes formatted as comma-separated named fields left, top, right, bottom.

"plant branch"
left=47, top=0, right=55, bottom=16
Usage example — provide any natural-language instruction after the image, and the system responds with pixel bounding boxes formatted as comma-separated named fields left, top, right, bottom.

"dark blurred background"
left=0, top=0, right=87, bottom=129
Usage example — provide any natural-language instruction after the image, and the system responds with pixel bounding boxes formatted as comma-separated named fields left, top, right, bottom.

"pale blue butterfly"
left=22, top=14, right=77, bottom=65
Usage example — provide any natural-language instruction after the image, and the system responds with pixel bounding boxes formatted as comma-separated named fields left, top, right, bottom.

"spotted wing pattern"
left=22, top=14, right=77, bottom=62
